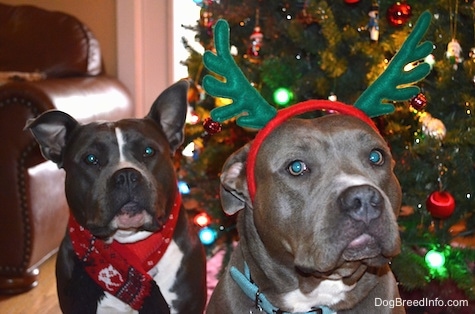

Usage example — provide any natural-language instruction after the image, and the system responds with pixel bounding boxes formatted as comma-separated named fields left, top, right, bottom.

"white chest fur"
left=281, top=279, right=355, bottom=312
left=96, top=240, right=185, bottom=314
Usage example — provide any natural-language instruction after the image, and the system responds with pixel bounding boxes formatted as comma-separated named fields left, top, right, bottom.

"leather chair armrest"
left=0, top=76, right=134, bottom=123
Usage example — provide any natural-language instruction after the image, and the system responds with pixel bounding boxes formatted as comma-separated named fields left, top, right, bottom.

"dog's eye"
left=85, top=154, right=99, bottom=165
left=143, top=146, right=155, bottom=157
left=288, top=160, right=308, bottom=176
left=369, top=149, right=384, bottom=166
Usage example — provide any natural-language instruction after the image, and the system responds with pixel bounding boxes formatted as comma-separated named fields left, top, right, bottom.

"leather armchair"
left=0, top=3, right=134, bottom=293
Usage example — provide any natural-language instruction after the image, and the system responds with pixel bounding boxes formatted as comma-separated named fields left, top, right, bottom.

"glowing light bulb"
left=199, top=227, right=217, bottom=245
left=273, top=87, right=293, bottom=106
left=177, top=181, right=190, bottom=194
left=425, top=249, right=445, bottom=270
left=194, top=212, right=211, bottom=227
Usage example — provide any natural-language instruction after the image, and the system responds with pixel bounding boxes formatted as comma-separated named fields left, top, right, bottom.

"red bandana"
left=69, top=192, right=181, bottom=310
left=246, top=100, right=378, bottom=202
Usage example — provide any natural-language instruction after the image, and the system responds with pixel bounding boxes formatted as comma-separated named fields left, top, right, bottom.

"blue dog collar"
left=230, top=263, right=335, bottom=314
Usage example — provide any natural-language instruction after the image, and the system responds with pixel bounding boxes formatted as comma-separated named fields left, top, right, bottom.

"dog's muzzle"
left=339, top=185, right=383, bottom=225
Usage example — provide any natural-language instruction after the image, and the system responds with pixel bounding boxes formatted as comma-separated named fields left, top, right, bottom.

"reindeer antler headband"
left=203, top=11, right=433, bottom=202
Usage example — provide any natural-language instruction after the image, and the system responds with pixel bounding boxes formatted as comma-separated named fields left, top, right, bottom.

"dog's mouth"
left=295, top=233, right=393, bottom=278
left=345, top=233, right=379, bottom=254
left=296, top=260, right=367, bottom=283
left=116, top=211, right=146, bottom=229
left=113, top=201, right=158, bottom=231
left=342, top=233, right=393, bottom=267
left=115, top=202, right=148, bottom=229
left=86, top=201, right=164, bottom=239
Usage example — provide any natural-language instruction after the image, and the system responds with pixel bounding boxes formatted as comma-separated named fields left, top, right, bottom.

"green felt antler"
left=354, top=11, right=433, bottom=117
left=203, top=12, right=433, bottom=128
left=202, top=20, right=277, bottom=129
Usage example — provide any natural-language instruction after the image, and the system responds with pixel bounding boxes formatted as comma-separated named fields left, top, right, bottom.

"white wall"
left=172, top=1, right=203, bottom=81
left=116, top=0, right=174, bottom=117
left=117, top=0, right=202, bottom=117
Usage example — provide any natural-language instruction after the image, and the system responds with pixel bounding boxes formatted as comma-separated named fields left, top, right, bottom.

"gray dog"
left=206, top=114, right=404, bottom=313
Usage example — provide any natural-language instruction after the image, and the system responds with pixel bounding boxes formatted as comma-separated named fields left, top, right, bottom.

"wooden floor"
left=0, top=254, right=61, bottom=314
left=0, top=250, right=222, bottom=314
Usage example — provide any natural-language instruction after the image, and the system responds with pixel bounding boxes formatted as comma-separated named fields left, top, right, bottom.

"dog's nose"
left=113, top=168, right=142, bottom=191
left=339, top=185, right=383, bottom=224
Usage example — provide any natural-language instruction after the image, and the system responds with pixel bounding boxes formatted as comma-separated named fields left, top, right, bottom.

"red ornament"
left=203, top=117, right=222, bottom=134
left=344, top=0, right=360, bottom=4
left=426, top=191, right=456, bottom=219
left=387, top=1, right=412, bottom=27
left=410, top=93, right=427, bottom=110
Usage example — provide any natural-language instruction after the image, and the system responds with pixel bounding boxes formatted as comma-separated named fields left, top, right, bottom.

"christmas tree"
left=180, top=0, right=475, bottom=309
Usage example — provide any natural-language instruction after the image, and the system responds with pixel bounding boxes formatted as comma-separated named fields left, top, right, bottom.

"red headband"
left=246, top=100, right=379, bottom=202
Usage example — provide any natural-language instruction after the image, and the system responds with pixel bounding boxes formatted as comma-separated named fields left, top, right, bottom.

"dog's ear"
left=146, top=80, right=189, bottom=153
left=24, top=110, right=79, bottom=168
left=220, top=143, right=252, bottom=215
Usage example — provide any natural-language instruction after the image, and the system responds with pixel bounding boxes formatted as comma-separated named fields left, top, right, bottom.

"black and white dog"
left=26, top=81, right=206, bottom=314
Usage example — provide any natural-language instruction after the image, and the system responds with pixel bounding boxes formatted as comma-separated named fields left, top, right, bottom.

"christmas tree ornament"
left=248, top=26, right=263, bottom=62
left=248, top=9, right=263, bottom=63
left=200, top=9, right=214, bottom=36
left=410, top=92, right=427, bottom=110
left=426, top=191, right=456, bottom=219
left=446, top=39, right=463, bottom=69
left=419, top=112, right=446, bottom=140
left=203, top=117, right=222, bottom=134
left=446, top=0, right=462, bottom=69
left=344, top=0, right=360, bottom=4
left=367, top=2, right=380, bottom=42
left=386, top=1, right=412, bottom=27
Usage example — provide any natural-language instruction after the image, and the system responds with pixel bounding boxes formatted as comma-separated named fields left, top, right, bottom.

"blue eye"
left=85, top=154, right=98, bottom=165
left=369, top=149, right=384, bottom=166
left=143, top=146, right=155, bottom=157
left=288, top=160, right=308, bottom=176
